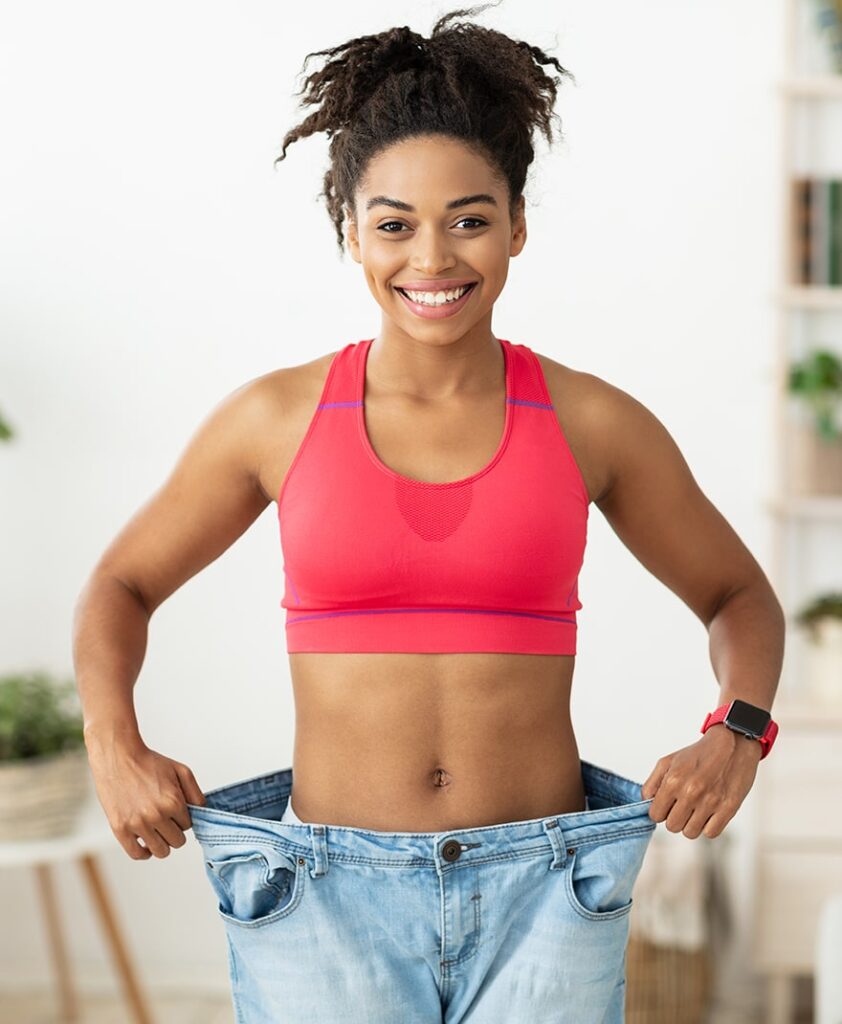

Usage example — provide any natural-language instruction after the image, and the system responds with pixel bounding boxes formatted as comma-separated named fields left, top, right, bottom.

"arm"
left=73, top=372, right=279, bottom=857
left=585, top=377, right=785, bottom=838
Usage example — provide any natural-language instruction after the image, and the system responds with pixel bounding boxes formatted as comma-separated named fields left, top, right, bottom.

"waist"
left=287, top=654, right=581, bottom=830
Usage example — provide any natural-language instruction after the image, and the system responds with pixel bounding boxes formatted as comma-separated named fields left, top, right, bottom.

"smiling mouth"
left=395, top=282, right=477, bottom=303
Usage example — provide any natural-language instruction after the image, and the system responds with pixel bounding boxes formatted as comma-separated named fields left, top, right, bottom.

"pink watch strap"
left=701, top=702, right=778, bottom=759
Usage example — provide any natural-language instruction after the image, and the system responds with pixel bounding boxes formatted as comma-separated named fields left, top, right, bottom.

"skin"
left=76, top=133, right=783, bottom=860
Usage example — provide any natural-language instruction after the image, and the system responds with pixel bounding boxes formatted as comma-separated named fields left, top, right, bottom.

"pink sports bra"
left=277, top=337, right=589, bottom=655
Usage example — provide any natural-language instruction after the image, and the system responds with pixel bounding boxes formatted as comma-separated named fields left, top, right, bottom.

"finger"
left=116, top=828, right=152, bottom=860
left=151, top=816, right=189, bottom=852
left=702, top=809, right=730, bottom=839
left=647, top=788, right=677, bottom=824
left=175, top=763, right=207, bottom=812
left=137, top=826, right=173, bottom=858
left=681, top=803, right=718, bottom=840
left=641, top=757, right=671, bottom=800
left=664, top=800, right=694, bottom=834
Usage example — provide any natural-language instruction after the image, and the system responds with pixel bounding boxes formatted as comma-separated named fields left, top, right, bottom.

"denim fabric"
left=187, top=759, right=657, bottom=1024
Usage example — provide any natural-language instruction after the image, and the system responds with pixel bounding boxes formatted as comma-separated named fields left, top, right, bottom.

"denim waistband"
left=187, top=759, right=655, bottom=869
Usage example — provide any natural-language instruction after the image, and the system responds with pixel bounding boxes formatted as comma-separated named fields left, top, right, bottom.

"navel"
left=431, top=767, right=452, bottom=788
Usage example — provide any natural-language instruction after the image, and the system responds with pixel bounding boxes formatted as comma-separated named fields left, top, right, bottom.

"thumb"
left=640, top=757, right=670, bottom=800
left=175, top=762, right=207, bottom=807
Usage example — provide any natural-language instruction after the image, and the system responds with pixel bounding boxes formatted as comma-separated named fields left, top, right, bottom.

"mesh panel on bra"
left=396, top=479, right=474, bottom=541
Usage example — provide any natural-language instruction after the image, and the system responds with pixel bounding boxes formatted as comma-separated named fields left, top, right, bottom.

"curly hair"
left=273, top=2, right=575, bottom=258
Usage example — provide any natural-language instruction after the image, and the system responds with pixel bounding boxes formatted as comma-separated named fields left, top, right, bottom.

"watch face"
left=725, top=699, right=770, bottom=738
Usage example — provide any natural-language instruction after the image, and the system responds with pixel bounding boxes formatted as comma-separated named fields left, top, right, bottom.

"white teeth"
left=402, top=284, right=472, bottom=306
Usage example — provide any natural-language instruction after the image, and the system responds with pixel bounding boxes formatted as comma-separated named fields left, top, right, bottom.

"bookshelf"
left=750, top=3, right=842, bottom=1022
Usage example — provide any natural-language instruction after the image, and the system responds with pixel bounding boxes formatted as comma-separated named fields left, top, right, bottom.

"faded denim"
left=187, top=758, right=657, bottom=1023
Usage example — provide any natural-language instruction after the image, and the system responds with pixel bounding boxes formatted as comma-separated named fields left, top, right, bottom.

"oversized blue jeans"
left=186, top=758, right=657, bottom=1023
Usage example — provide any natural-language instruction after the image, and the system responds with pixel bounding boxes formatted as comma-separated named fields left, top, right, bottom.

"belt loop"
left=308, top=824, right=329, bottom=878
left=542, top=818, right=572, bottom=871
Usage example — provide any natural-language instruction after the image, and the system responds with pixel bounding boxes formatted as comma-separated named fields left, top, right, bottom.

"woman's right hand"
left=86, top=737, right=208, bottom=860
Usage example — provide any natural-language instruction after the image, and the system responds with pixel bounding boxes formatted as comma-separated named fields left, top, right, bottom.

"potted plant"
left=794, top=592, right=842, bottom=705
left=0, top=671, right=92, bottom=839
left=0, top=417, right=92, bottom=837
left=787, top=348, right=842, bottom=495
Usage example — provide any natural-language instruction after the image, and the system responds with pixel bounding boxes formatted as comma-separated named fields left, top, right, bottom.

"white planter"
left=804, top=618, right=842, bottom=706
left=0, top=746, right=92, bottom=839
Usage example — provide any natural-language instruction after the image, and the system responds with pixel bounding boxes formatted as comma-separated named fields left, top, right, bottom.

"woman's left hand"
left=640, top=723, right=762, bottom=839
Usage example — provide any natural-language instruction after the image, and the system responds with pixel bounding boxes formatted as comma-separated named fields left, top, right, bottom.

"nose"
left=409, top=226, right=457, bottom=278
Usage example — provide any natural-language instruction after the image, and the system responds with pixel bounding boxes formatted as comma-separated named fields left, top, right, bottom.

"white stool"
left=0, top=795, right=155, bottom=1023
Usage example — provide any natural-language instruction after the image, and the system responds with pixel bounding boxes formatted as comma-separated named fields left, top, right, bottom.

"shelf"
left=765, top=495, right=842, bottom=520
left=777, top=286, right=842, bottom=309
left=779, top=73, right=842, bottom=98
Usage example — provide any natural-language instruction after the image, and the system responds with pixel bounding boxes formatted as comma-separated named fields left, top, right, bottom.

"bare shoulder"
left=533, top=351, right=766, bottom=627
left=532, top=349, right=640, bottom=506
left=244, top=348, right=342, bottom=504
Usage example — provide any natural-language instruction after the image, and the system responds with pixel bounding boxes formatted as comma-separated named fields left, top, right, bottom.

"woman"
left=73, top=5, right=784, bottom=1022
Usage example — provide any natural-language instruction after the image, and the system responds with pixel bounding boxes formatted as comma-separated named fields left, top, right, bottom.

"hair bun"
left=373, top=26, right=430, bottom=72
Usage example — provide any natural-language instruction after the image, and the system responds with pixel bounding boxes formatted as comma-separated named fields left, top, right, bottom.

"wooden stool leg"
left=34, top=862, right=80, bottom=1022
left=77, top=852, right=155, bottom=1024
left=767, top=972, right=795, bottom=1024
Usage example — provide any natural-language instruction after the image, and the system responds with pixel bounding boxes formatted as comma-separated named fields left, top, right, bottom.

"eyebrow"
left=365, top=193, right=498, bottom=213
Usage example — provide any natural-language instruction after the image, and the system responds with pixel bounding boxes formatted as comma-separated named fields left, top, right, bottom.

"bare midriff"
left=260, top=343, right=601, bottom=831
left=287, top=651, right=584, bottom=830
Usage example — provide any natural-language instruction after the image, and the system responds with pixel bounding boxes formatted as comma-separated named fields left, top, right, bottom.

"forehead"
left=360, top=136, right=500, bottom=207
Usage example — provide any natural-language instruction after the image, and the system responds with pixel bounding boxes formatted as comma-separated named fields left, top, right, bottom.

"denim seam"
left=215, top=862, right=306, bottom=930
left=441, top=891, right=482, bottom=968
left=564, top=860, right=637, bottom=924
left=225, top=935, right=246, bottom=1024
left=202, top=796, right=289, bottom=815
left=566, top=890, right=635, bottom=923
left=567, top=823, right=657, bottom=850
left=195, top=835, right=310, bottom=859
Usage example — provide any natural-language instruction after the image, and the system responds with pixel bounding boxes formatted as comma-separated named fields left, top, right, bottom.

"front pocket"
left=202, top=844, right=305, bottom=928
left=563, top=826, right=655, bottom=922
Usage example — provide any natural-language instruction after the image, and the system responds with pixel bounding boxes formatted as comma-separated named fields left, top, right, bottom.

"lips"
left=394, top=279, right=478, bottom=292
left=394, top=281, right=477, bottom=319
left=395, top=283, right=476, bottom=300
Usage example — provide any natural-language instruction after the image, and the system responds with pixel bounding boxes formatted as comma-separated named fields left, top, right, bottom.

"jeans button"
left=441, top=839, right=462, bottom=862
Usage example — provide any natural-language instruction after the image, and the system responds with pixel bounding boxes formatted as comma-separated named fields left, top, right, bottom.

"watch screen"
left=727, top=699, right=770, bottom=736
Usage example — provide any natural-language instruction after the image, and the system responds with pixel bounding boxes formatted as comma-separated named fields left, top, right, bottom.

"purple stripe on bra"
left=287, top=607, right=576, bottom=625
left=317, top=398, right=554, bottom=410
left=509, top=397, right=553, bottom=409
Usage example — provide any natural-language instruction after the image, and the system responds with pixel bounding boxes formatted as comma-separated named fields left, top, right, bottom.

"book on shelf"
left=792, top=177, right=842, bottom=284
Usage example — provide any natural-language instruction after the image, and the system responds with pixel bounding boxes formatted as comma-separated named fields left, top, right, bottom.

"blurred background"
left=2, top=1, right=842, bottom=1022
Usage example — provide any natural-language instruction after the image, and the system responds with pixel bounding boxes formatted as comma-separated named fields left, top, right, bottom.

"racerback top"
left=277, top=337, right=589, bottom=655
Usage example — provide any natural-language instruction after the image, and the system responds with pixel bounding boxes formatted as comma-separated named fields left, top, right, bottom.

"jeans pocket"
left=201, top=842, right=305, bottom=928
left=564, top=825, right=655, bottom=922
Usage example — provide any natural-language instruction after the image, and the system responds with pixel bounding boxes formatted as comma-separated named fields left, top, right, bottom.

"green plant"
left=0, top=671, right=85, bottom=762
left=794, top=591, right=842, bottom=643
left=0, top=410, right=13, bottom=441
left=788, top=348, right=842, bottom=442
left=811, top=0, right=842, bottom=73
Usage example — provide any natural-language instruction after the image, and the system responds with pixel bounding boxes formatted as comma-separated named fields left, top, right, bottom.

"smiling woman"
left=72, top=1, right=784, bottom=1022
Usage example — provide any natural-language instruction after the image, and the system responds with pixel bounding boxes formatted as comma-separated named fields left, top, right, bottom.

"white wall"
left=0, top=0, right=785, bottom=1012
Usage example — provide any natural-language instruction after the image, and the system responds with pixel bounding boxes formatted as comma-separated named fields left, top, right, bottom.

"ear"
left=345, top=206, right=361, bottom=264
left=510, top=194, right=527, bottom=256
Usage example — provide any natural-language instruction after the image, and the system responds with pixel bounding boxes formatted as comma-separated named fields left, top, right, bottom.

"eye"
left=376, top=217, right=488, bottom=234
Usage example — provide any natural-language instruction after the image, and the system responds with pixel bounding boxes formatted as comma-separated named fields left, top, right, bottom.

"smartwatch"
left=700, top=698, right=779, bottom=759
